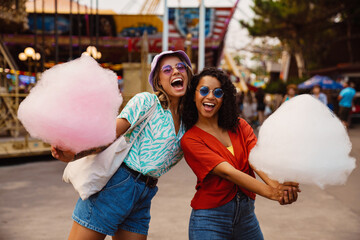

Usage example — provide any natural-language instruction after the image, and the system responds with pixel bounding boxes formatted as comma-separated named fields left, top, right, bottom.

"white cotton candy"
left=18, top=54, right=123, bottom=153
left=249, top=94, right=356, bottom=188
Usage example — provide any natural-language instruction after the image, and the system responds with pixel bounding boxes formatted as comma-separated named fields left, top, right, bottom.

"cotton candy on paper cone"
left=249, top=94, right=356, bottom=188
left=17, top=54, right=123, bottom=153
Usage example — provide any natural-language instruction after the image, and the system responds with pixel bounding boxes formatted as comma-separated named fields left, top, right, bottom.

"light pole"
left=18, top=47, right=41, bottom=81
left=162, top=0, right=169, bottom=51
left=198, top=0, right=205, bottom=72
left=83, top=46, right=102, bottom=60
left=25, top=47, right=35, bottom=74
left=185, top=33, right=192, bottom=65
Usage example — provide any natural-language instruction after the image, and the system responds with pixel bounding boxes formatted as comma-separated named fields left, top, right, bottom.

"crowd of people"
left=237, top=80, right=357, bottom=129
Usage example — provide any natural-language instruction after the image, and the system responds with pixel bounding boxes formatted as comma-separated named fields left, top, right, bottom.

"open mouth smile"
left=203, top=102, right=215, bottom=111
left=171, top=78, right=184, bottom=89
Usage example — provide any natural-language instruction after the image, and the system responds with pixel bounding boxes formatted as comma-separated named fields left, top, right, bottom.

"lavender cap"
left=148, top=50, right=192, bottom=90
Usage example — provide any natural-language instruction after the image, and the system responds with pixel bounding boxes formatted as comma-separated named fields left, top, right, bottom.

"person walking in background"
left=282, top=84, right=297, bottom=103
left=242, top=91, right=257, bottom=125
left=255, top=88, right=266, bottom=125
left=312, top=84, right=328, bottom=105
left=338, top=81, right=356, bottom=128
left=51, top=50, right=193, bottom=240
left=181, top=68, right=300, bottom=240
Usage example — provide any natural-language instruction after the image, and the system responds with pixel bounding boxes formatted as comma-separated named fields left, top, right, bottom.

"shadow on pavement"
left=0, top=154, right=55, bottom=166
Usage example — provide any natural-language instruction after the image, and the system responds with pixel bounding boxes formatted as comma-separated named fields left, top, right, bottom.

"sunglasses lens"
left=214, top=88, right=224, bottom=98
left=176, top=63, right=186, bottom=72
left=162, top=65, right=172, bottom=75
left=199, top=86, right=209, bottom=96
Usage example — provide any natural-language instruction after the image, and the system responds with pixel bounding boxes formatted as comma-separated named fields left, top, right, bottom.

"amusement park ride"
left=0, top=40, right=51, bottom=158
left=0, top=0, right=243, bottom=159
left=0, top=0, right=161, bottom=159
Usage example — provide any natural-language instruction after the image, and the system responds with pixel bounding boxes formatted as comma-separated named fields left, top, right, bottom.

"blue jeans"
left=189, top=192, right=264, bottom=240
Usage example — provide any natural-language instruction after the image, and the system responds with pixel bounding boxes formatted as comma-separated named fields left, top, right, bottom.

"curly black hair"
left=182, top=67, right=239, bottom=132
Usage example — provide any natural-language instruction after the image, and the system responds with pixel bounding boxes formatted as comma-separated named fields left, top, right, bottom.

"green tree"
left=241, top=0, right=360, bottom=77
left=0, top=0, right=28, bottom=32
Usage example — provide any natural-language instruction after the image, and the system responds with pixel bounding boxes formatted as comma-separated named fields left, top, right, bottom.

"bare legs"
left=68, top=222, right=106, bottom=240
left=113, top=229, right=147, bottom=240
left=67, top=221, right=147, bottom=240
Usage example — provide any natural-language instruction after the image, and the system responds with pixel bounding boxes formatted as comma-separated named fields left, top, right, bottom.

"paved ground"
left=0, top=125, right=360, bottom=240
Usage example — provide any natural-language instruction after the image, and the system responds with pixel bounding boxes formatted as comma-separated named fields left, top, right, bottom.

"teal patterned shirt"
left=118, top=92, right=185, bottom=178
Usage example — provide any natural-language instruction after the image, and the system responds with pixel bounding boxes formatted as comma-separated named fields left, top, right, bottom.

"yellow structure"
left=113, top=15, right=163, bottom=35
left=223, top=51, right=248, bottom=92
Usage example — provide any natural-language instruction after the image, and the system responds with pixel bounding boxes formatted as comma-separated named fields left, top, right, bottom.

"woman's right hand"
left=51, top=146, right=76, bottom=163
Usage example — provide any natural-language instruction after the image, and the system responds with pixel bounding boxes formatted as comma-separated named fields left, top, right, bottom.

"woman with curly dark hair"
left=182, top=67, right=239, bottom=132
left=181, top=67, right=300, bottom=240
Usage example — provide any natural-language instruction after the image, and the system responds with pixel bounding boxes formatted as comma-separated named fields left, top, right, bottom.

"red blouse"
left=181, top=118, right=257, bottom=210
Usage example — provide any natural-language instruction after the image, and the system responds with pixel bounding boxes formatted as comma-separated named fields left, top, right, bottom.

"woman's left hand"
left=277, top=182, right=301, bottom=205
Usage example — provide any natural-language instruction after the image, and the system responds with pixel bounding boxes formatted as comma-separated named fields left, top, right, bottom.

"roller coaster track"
left=0, top=38, right=19, bottom=71
left=140, top=0, right=161, bottom=15
left=0, top=38, right=51, bottom=158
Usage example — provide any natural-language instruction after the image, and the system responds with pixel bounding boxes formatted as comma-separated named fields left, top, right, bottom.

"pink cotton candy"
left=17, top=54, right=123, bottom=153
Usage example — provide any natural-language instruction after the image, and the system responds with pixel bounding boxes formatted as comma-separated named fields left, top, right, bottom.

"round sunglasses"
left=161, top=62, right=187, bottom=75
left=197, top=86, right=224, bottom=98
